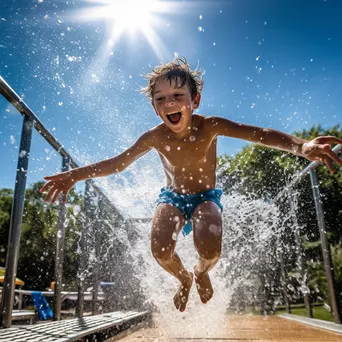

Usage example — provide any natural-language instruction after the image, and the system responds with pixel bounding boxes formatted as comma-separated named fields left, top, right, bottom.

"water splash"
left=72, top=153, right=301, bottom=338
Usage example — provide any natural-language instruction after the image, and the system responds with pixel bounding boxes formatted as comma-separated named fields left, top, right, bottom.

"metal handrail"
left=272, top=143, right=342, bottom=323
left=292, top=144, right=342, bottom=185
left=273, top=144, right=342, bottom=203
left=0, top=76, right=78, bottom=169
left=0, top=75, right=123, bottom=327
left=0, top=76, right=121, bottom=214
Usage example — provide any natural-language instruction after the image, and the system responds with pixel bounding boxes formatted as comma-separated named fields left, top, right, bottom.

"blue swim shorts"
left=156, top=187, right=223, bottom=236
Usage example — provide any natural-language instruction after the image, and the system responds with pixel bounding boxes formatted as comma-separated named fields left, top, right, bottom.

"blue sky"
left=1, top=0, right=342, bottom=205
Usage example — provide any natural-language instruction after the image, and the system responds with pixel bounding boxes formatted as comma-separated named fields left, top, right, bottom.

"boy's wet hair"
left=141, top=56, right=204, bottom=101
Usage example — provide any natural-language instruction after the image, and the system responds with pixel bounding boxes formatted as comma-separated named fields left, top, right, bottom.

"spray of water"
left=72, top=152, right=301, bottom=339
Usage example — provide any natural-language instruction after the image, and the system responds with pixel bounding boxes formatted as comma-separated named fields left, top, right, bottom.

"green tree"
left=0, top=182, right=83, bottom=290
left=0, top=189, right=13, bottom=266
left=217, top=124, right=342, bottom=308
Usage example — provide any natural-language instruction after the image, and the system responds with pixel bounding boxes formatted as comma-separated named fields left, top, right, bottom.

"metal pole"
left=53, top=157, right=70, bottom=321
left=18, top=292, right=23, bottom=311
left=280, top=254, right=291, bottom=314
left=76, top=279, right=85, bottom=318
left=310, top=170, right=341, bottom=324
left=273, top=144, right=342, bottom=204
left=1, top=77, right=121, bottom=218
left=92, top=193, right=102, bottom=316
left=293, top=227, right=313, bottom=318
left=0, top=115, right=34, bottom=328
left=92, top=234, right=100, bottom=316
left=76, top=181, right=92, bottom=318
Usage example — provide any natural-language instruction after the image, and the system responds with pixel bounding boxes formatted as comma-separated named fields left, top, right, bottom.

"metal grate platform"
left=0, top=311, right=149, bottom=342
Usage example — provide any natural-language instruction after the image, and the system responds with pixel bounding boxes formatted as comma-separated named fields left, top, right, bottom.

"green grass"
left=277, top=306, right=335, bottom=322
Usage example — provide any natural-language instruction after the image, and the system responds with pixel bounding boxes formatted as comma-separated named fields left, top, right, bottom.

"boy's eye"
left=156, top=97, right=164, bottom=101
left=175, top=94, right=184, bottom=97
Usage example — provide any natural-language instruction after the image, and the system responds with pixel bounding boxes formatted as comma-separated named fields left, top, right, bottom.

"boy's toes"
left=179, top=296, right=187, bottom=312
left=174, top=288, right=187, bottom=312
left=194, top=272, right=214, bottom=304
left=173, top=272, right=193, bottom=312
left=201, top=291, right=212, bottom=304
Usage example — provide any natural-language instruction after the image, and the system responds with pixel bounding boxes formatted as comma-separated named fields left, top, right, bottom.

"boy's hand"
left=40, top=172, right=76, bottom=204
left=301, top=136, right=342, bottom=173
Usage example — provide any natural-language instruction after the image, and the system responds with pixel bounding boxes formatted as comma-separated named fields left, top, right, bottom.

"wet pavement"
left=115, top=315, right=342, bottom=342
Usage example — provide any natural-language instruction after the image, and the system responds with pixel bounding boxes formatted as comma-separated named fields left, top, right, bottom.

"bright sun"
left=106, top=0, right=156, bottom=34
left=70, top=0, right=174, bottom=60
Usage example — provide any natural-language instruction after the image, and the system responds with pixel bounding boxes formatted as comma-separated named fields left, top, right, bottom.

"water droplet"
left=19, top=150, right=27, bottom=158
left=73, top=205, right=81, bottom=216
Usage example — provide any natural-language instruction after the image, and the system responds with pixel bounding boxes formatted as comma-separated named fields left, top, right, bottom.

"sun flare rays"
left=67, top=0, right=180, bottom=61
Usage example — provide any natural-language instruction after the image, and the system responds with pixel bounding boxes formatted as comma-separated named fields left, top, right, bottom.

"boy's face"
left=152, top=77, right=200, bottom=135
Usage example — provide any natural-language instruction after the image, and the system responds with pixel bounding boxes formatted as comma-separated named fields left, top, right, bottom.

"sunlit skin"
left=41, top=77, right=342, bottom=312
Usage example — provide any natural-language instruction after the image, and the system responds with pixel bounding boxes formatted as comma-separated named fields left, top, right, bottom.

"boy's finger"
left=40, top=182, right=51, bottom=193
left=324, top=149, right=342, bottom=164
left=45, top=187, right=56, bottom=202
left=317, top=136, right=342, bottom=145
left=62, top=192, right=68, bottom=205
left=324, top=157, right=334, bottom=174
left=44, top=175, right=55, bottom=180
left=51, top=190, right=61, bottom=204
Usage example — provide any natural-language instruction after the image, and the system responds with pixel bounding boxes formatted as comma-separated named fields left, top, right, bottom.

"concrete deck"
left=116, top=315, right=342, bottom=341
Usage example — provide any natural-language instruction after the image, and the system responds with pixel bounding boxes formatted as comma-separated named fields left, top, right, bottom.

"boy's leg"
left=192, top=201, right=222, bottom=304
left=151, top=203, right=193, bottom=312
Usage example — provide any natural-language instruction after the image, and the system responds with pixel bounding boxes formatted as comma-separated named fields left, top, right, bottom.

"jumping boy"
left=41, top=57, right=342, bottom=312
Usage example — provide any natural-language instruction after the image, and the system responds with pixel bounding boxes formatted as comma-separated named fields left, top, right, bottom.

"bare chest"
left=157, top=135, right=217, bottom=168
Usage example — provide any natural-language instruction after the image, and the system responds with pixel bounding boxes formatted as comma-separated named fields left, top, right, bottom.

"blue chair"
left=31, top=291, right=53, bottom=320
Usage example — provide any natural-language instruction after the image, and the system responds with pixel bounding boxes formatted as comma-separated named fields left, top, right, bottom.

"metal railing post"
left=0, top=76, right=124, bottom=325
left=310, top=169, right=341, bottom=324
left=53, top=156, right=70, bottom=321
left=279, top=254, right=291, bottom=314
left=0, top=115, right=34, bottom=328
left=92, top=232, right=101, bottom=315
left=76, top=180, right=92, bottom=318
left=293, top=226, right=313, bottom=318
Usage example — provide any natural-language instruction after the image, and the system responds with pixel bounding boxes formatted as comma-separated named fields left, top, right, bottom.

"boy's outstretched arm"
left=40, top=131, right=153, bottom=204
left=209, top=116, right=342, bottom=173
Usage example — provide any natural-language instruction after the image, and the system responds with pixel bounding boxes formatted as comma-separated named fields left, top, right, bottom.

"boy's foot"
left=174, top=272, right=193, bottom=312
left=194, top=268, right=213, bottom=304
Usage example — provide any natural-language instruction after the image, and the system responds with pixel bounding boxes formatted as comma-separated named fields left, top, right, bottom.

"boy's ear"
left=192, top=93, right=201, bottom=109
left=151, top=102, right=159, bottom=116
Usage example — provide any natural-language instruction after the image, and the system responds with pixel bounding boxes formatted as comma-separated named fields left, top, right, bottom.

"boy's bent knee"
left=152, top=246, right=174, bottom=263
left=197, top=246, right=221, bottom=261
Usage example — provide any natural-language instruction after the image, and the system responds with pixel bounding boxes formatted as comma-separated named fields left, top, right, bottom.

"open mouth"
left=166, top=111, right=182, bottom=124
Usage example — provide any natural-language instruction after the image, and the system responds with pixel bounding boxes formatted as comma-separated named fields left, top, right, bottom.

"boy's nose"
left=165, top=101, right=176, bottom=108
